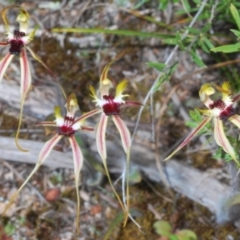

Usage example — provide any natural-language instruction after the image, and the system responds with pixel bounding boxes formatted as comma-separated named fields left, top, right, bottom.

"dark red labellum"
left=9, top=30, right=26, bottom=55
left=58, top=116, right=76, bottom=136
left=102, top=95, right=121, bottom=116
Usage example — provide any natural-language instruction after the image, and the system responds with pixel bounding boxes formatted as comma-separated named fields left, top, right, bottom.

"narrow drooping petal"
left=96, top=113, right=126, bottom=217
left=0, top=42, right=9, bottom=46
left=20, top=47, right=31, bottom=99
left=0, top=53, right=14, bottom=83
left=164, top=116, right=212, bottom=161
left=39, top=134, right=63, bottom=162
left=124, top=100, right=143, bottom=107
left=2, top=134, right=62, bottom=216
left=96, top=113, right=108, bottom=161
left=213, top=118, right=240, bottom=167
left=37, top=121, right=57, bottom=127
left=73, top=109, right=101, bottom=125
left=228, top=115, right=240, bottom=129
left=69, top=135, right=83, bottom=233
left=15, top=47, right=32, bottom=152
left=27, top=46, right=56, bottom=79
left=112, top=115, right=131, bottom=154
left=112, top=115, right=131, bottom=225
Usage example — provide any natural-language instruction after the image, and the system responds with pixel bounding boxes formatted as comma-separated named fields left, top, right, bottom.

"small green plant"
left=212, top=4, right=240, bottom=53
left=153, top=220, right=197, bottom=240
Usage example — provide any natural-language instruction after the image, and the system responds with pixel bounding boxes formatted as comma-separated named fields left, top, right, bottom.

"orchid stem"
left=2, top=163, right=41, bottom=216
left=15, top=94, right=28, bottom=152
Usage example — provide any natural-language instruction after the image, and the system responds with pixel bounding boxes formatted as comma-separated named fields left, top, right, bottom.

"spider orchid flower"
left=2, top=93, right=101, bottom=233
left=165, top=81, right=240, bottom=168
left=89, top=55, right=142, bottom=226
left=0, top=6, right=56, bottom=152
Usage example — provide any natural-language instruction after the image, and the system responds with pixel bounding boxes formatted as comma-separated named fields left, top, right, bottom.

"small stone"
left=45, top=188, right=60, bottom=202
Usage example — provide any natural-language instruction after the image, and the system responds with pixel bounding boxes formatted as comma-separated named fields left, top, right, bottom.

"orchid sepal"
left=213, top=118, right=240, bottom=167
left=112, top=115, right=131, bottom=225
left=229, top=115, right=240, bottom=129
left=69, top=135, right=84, bottom=234
left=0, top=53, right=14, bottom=83
left=2, top=133, right=63, bottom=216
left=164, top=116, right=212, bottom=161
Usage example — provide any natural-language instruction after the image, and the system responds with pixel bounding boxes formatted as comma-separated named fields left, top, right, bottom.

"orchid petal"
left=124, top=100, right=143, bottom=107
left=215, top=81, right=232, bottom=104
left=2, top=134, right=62, bottom=216
left=112, top=115, right=131, bottom=225
left=164, top=116, right=212, bottom=161
left=197, top=108, right=216, bottom=117
left=0, top=53, right=14, bottom=83
left=73, top=109, right=101, bottom=125
left=199, top=83, right=214, bottom=107
left=69, top=135, right=83, bottom=234
left=115, top=79, right=128, bottom=98
left=20, top=47, right=31, bottom=99
left=0, top=42, right=9, bottom=46
left=27, top=46, right=67, bottom=99
left=27, top=46, right=56, bottom=78
left=96, top=113, right=126, bottom=219
left=81, top=126, right=94, bottom=131
left=96, top=113, right=108, bottom=160
left=37, top=121, right=57, bottom=127
left=112, top=115, right=131, bottom=154
left=1, top=6, right=11, bottom=32
left=16, top=8, right=30, bottom=33
left=0, top=53, right=14, bottom=82
left=228, top=115, right=240, bottom=129
left=213, top=118, right=240, bottom=167
left=15, top=47, right=32, bottom=152
left=99, top=52, right=125, bottom=97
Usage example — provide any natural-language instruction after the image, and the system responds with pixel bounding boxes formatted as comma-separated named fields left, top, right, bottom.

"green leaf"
left=230, top=29, right=240, bottom=38
left=176, top=32, right=185, bottom=50
left=182, top=0, right=191, bottom=13
left=163, top=38, right=178, bottom=45
left=146, top=62, right=166, bottom=71
left=203, top=37, right=214, bottom=51
left=176, top=229, right=197, bottom=240
left=211, top=43, right=240, bottom=53
left=51, top=27, right=173, bottom=39
left=128, top=166, right=142, bottom=184
left=230, top=4, right=240, bottom=31
left=153, top=62, right=178, bottom=92
left=153, top=220, right=172, bottom=237
left=190, top=50, right=205, bottom=67
left=4, top=222, right=16, bottom=236
left=103, top=209, right=142, bottom=240
left=170, top=234, right=180, bottom=240
left=158, top=0, right=169, bottom=10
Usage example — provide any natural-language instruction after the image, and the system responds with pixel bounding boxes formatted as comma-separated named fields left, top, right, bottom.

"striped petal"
left=73, top=109, right=101, bottom=125
left=213, top=118, right=240, bottom=167
left=96, top=113, right=126, bottom=219
left=20, top=47, right=31, bottom=99
left=112, top=115, right=131, bottom=154
left=37, top=121, right=57, bottom=127
left=2, top=134, right=62, bottom=217
left=15, top=47, right=32, bottom=152
left=228, top=115, right=240, bottom=129
left=69, top=135, right=83, bottom=233
left=112, top=115, right=131, bottom=225
left=0, top=53, right=14, bottom=83
left=164, top=116, right=212, bottom=161
left=96, top=113, right=108, bottom=160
